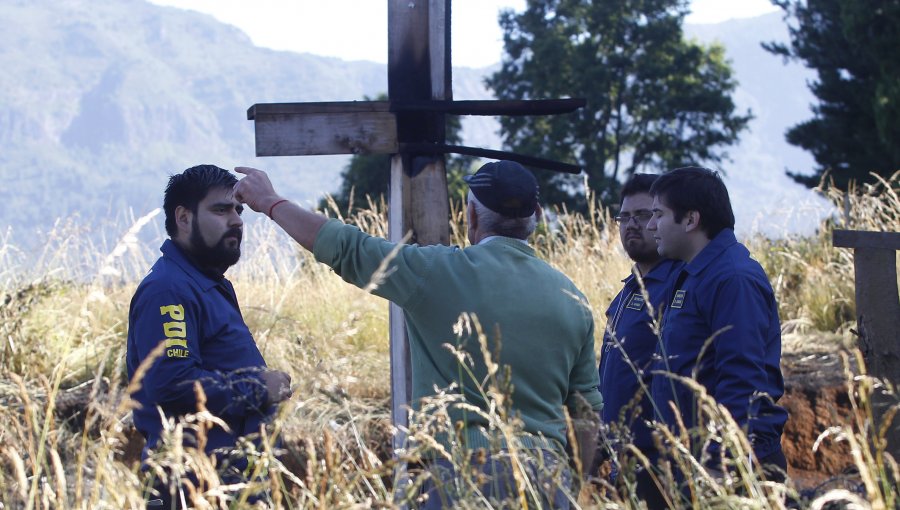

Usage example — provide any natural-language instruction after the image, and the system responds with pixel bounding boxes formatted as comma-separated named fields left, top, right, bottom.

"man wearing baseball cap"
left=233, top=160, right=602, bottom=508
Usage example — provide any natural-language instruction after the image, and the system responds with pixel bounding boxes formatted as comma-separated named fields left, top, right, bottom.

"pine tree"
left=765, top=0, right=900, bottom=189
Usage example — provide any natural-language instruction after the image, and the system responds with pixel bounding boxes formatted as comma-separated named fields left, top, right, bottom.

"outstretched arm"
left=233, top=166, right=328, bottom=251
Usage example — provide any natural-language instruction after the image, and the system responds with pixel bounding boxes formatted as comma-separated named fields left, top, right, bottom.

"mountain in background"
left=684, top=15, right=829, bottom=236
left=0, top=0, right=828, bottom=252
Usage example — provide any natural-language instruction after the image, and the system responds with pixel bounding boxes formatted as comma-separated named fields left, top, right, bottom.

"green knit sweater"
left=313, top=220, right=602, bottom=452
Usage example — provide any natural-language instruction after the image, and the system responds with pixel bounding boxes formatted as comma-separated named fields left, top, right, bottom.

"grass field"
left=0, top=173, right=897, bottom=508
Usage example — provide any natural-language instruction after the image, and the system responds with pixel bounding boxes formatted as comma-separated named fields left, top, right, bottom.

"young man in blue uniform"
left=127, top=165, right=292, bottom=508
left=595, top=174, right=680, bottom=503
left=646, top=167, right=788, bottom=484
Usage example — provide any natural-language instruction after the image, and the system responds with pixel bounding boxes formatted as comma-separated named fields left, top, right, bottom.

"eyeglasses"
left=614, top=211, right=653, bottom=225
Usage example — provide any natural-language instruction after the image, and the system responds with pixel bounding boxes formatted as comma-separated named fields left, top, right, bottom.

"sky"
left=146, top=0, right=780, bottom=68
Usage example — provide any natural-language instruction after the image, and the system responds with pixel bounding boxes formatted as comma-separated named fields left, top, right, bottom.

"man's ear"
left=467, top=201, right=478, bottom=232
left=174, top=205, right=192, bottom=237
left=684, top=210, right=701, bottom=233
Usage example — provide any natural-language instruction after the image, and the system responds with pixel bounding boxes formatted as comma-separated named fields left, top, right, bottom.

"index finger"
left=234, top=166, right=259, bottom=176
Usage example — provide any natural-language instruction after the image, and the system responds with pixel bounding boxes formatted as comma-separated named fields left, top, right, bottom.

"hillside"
left=0, top=1, right=828, bottom=251
left=0, top=0, right=387, bottom=247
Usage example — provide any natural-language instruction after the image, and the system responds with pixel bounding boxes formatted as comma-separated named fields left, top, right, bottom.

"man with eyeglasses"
left=592, top=174, right=680, bottom=505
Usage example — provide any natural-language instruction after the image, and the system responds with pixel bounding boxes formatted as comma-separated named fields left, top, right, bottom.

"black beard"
left=624, top=242, right=660, bottom=268
left=188, top=217, right=241, bottom=273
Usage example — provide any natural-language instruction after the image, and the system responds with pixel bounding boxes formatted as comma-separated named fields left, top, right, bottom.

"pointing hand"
left=233, top=167, right=282, bottom=214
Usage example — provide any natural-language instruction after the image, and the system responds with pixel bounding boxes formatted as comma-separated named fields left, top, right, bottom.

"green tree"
left=487, top=0, right=750, bottom=207
left=765, top=0, right=900, bottom=189
left=322, top=94, right=475, bottom=214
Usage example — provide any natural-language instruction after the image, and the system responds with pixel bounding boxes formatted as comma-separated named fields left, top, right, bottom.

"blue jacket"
left=650, top=229, right=787, bottom=460
left=126, top=240, right=271, bottom=461
left=599, top=258, right=681, bottom=453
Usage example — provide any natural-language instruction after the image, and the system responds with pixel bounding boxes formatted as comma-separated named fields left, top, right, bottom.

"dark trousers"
left=758, top=448, right=788, bottom=483
left=420, top=450, right=571, bottom=509
left=142, top=456, right=269, bottom=509
left=143, top=469, right=193, bottom=510
left=630, top=448, right=789, bottom=509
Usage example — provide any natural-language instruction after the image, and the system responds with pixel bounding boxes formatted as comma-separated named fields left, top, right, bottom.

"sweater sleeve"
left=565, top=318, right=604, bottom=413
left=312, top=219, right=433, bottom=308
left=130, top=288, right=268, bottom=419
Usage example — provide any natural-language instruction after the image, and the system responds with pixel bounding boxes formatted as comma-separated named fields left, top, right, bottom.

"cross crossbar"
left=832, top=229, right=900, bottom=250
left=247, top=98, right=585, bottom=117
left=247, top=99, right=585, bottom=173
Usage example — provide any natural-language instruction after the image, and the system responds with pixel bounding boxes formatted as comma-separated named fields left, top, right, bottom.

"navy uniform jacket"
left=599, top=258, right=681, bottom=453
left=650, top=229, right=788, bottom=460
left=126, top=239, right=271, bottom=461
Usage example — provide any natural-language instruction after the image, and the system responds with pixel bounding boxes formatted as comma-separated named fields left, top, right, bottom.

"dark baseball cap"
left=464, top=160, right=539, bottom=218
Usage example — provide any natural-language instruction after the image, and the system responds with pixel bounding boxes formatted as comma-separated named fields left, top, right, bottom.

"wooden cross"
left=246, top=0, right=582, bottom=459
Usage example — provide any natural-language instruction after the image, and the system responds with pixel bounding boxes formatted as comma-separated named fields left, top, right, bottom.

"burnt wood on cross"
left=245, top=0, right=584, bottom=460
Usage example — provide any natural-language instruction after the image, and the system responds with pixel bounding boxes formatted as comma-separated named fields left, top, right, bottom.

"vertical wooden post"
left=851, top=246, right=900, bottom=382
left=833, top=229, right=900, bottom=461
left=388, top=154, right=412, bottom=456
left=851, top=246, right=900, bottom=461
left=387, top=0, right=452, bottom=493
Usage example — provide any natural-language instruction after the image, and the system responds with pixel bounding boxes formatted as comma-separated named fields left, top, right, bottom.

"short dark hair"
left=163, top=165, right=237, bottom=237
left=649, top=166, right=735, bottom=238
left=619, top=173, right=659, bottom=207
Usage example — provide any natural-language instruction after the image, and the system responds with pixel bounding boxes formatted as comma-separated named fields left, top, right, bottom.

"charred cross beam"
left=246, top=0, right=584, bottom=466
left=248, top=99, right=584, bottom=174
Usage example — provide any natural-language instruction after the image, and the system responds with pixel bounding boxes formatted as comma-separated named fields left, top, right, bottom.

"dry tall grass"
left=0, top=172, right=897, bottom=508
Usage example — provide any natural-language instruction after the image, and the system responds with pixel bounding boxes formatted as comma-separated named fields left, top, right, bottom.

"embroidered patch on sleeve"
left=160, top=304, right=190, bottom=358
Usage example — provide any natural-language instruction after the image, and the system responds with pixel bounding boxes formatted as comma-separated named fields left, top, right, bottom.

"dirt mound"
left=780, top=351, right=856, bottom=484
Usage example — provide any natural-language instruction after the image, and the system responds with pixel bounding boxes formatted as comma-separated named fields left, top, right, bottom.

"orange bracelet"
left=267, top=199, right=289, bottom=218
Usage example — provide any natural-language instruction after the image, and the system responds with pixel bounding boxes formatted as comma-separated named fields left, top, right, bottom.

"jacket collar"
left=621, top=257, right=679, bottom=284
left=684, top=229, right=737, bottom=276
left=160, top=239, right=223, bottom=291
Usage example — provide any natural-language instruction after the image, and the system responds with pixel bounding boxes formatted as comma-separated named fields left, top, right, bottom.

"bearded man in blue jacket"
left=595, top=174, right=681, bottom=504
left=126, top=165, right=292, bottom=509
left=646, top=167, right=789, bottom=486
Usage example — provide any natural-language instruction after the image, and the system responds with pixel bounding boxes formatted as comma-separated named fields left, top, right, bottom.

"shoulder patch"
left=160, top=304, right=190, bottom=358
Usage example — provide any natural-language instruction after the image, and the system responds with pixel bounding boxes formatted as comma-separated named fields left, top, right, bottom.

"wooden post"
left=389, top=155, right=412, bottom=460
left=387, top=1, right=451, bottom=492
left=832, top=229, right=900, bottom=460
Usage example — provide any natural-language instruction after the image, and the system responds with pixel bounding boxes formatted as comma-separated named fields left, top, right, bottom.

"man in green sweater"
left=233, top=160, right=602, bottom=508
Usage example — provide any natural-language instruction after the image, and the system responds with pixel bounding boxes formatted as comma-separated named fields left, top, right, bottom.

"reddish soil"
left=780, top=351, right=856, bottom=487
